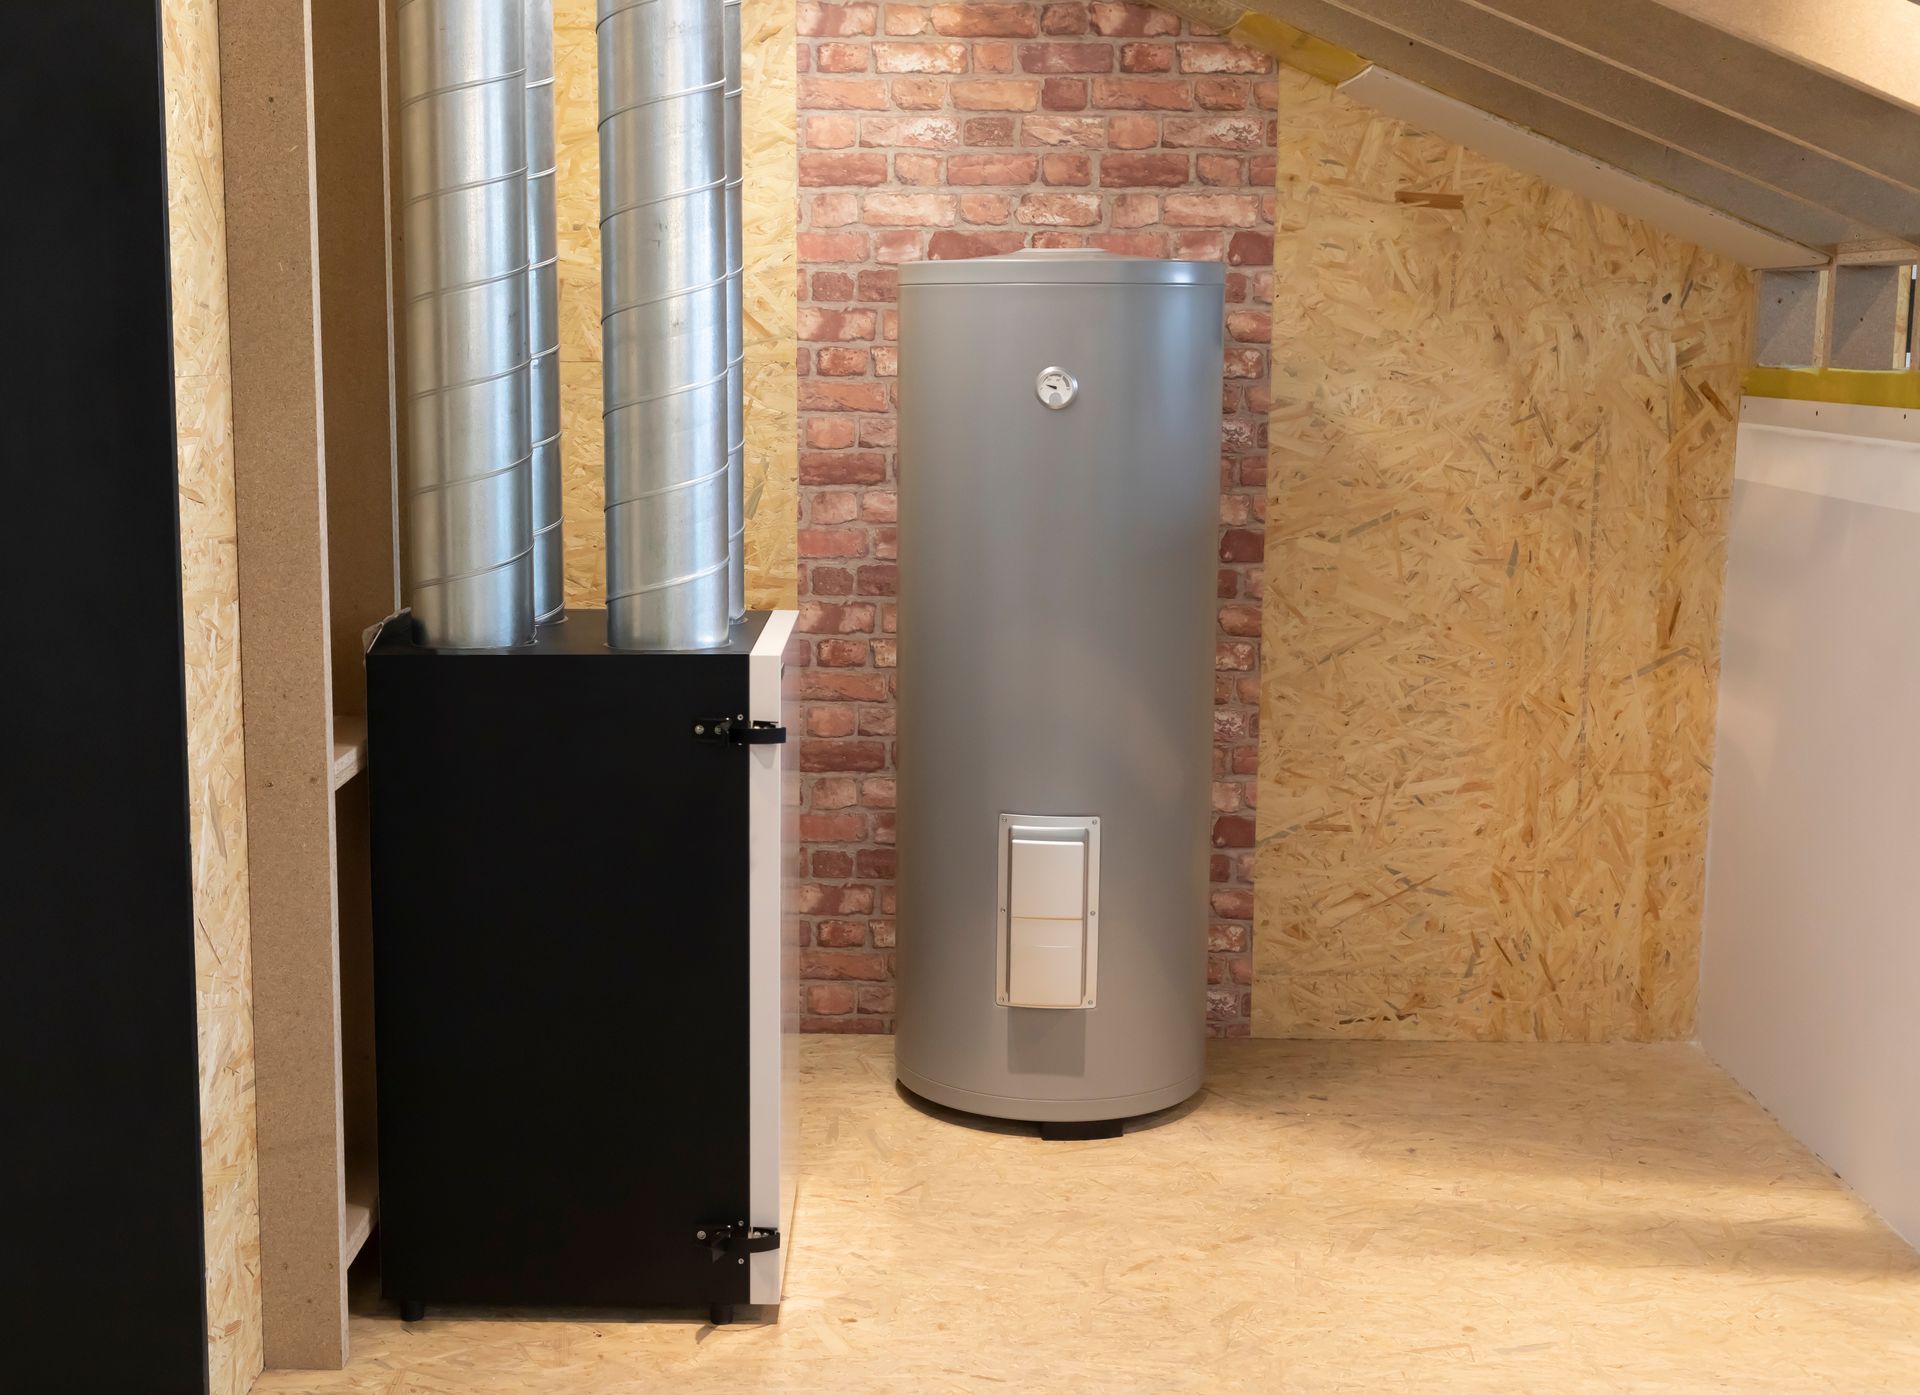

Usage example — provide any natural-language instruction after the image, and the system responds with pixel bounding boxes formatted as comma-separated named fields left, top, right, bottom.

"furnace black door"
left=367, top=615, right=754, bottom=1312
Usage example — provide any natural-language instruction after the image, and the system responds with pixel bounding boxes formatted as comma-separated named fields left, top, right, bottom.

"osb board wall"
left=163, top=0, right=263, bottom=1390
left=740, top=0, right=800, bottom=599
left=554, top=0, right=603, bottom=601
left=553, top=0, right=798, bottom=608
left=1254, top=68, right=1748, bottom=1042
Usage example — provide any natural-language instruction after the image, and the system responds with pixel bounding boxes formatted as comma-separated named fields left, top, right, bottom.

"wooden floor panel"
left=253, top=1037, right=1920, bottom=1394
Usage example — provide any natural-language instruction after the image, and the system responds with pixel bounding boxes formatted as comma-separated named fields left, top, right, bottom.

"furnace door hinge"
left=692, top=715, right=788, bottom=746
left=696, top=1222, right=781, bottom=1265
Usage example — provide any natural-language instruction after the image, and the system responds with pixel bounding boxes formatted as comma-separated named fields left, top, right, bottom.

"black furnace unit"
left=365, top=608, right=796, bottom=1325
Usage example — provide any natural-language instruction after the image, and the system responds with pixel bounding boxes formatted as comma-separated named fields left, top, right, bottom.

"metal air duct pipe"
left=398, top=0, right=536, bottom=649
left=723, top=0, right=746, bottom=621
left=597, top=0, right=733, bottom=651
left=526, top=0, right=565, bottom=623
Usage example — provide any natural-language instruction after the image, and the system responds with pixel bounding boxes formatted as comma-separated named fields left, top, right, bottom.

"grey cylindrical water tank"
left=894, top=249, right=1224, bottom=1125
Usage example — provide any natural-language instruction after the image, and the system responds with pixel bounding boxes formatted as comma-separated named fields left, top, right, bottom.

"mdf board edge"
left=311, top=0, right=402, bottom=1307
left=314, top=0, right=403, bottom=718
left=217, top=0, right=352, bottom=1369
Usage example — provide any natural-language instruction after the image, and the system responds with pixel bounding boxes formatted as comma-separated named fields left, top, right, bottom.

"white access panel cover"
left=747, top=609, right=798, bottom=1304
left=996, top=814, right=1100, bottom=1009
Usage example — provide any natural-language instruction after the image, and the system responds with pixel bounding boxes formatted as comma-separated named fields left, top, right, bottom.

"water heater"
left=894, top=250, right=1224, bottom=1132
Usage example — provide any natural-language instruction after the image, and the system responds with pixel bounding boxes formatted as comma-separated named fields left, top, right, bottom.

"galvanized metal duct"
left=397, top=0, right=535, bottom=649
left=723, top=0, right=746, bottom=620
left=526, top=0, right=565, bottom=622
left=597, top=0, right=732, bottom=650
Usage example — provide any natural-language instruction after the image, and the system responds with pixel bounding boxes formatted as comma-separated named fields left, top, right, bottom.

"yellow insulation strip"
left=1227, top=12, right=1369, bottom=85
left=1743, top=366, right=1920, bottom=410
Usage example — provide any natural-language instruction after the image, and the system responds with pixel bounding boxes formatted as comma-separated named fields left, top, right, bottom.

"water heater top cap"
left=897, top=247, right=1227, bottom=288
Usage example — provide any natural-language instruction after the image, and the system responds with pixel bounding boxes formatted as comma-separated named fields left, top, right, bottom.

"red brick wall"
left=793, top=0, right=1273, bottom=1035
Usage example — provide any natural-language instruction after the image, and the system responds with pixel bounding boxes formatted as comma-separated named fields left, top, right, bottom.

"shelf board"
left=343, top=1156, right=377, bottom=1265
left=342, top=1200, right=373, bottom=1266
left=332, top=714, right=368, bottom=790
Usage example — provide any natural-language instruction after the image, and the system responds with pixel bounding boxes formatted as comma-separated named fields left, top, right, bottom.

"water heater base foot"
left=1039, top=1119, right=1123, bottom=1141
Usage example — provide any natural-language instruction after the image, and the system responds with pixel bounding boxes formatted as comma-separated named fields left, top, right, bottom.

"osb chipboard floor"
left=1255, top=70, right=1748, bottom=1041
left=251, top=1037, right=1920, bottom=1394
left=554, top=0, right=797, bottom=611
left=164, top=0, right=262, bottom=1389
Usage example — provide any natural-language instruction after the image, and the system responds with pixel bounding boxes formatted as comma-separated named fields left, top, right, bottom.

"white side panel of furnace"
left=749, top=609, right=797, bottom=1304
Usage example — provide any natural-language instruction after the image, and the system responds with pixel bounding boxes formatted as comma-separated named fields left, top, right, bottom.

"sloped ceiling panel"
left=1341, top=66, right=1823, bottom=268
left=1654, top=0, right=1920, bottom=118
left=1471, top=0, right=1920, bottom=191
left=1154, top=0, right=1920, bottom=260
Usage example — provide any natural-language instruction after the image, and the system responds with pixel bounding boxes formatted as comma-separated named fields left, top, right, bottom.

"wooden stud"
left=1900, top=268, right=1912, bottom=366
left=163, top=1, right=265, bottom=1391
left=383, top=0, right=414, bottom=604
left=314, top=0, right=403, bottom=716
left=311, top=10, right=397, bottom=1331
left=1814, top=259, right=1838, bottom=369
left=217, top=0, right=349, bottom=1369
left=1834, top=237, right=1920, bottom=266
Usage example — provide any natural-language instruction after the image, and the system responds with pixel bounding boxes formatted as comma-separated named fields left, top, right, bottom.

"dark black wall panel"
left=0, top=3, right=211, bottom=1392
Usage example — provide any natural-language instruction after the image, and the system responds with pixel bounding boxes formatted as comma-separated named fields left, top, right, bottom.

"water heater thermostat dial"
left=1035, top=367, right=1078, bottom=410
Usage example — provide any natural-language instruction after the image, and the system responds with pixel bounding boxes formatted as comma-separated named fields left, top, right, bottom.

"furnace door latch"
left=692, top=715, right=788, bottom=745
left=696, top=1222, right=781, bottom=1265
